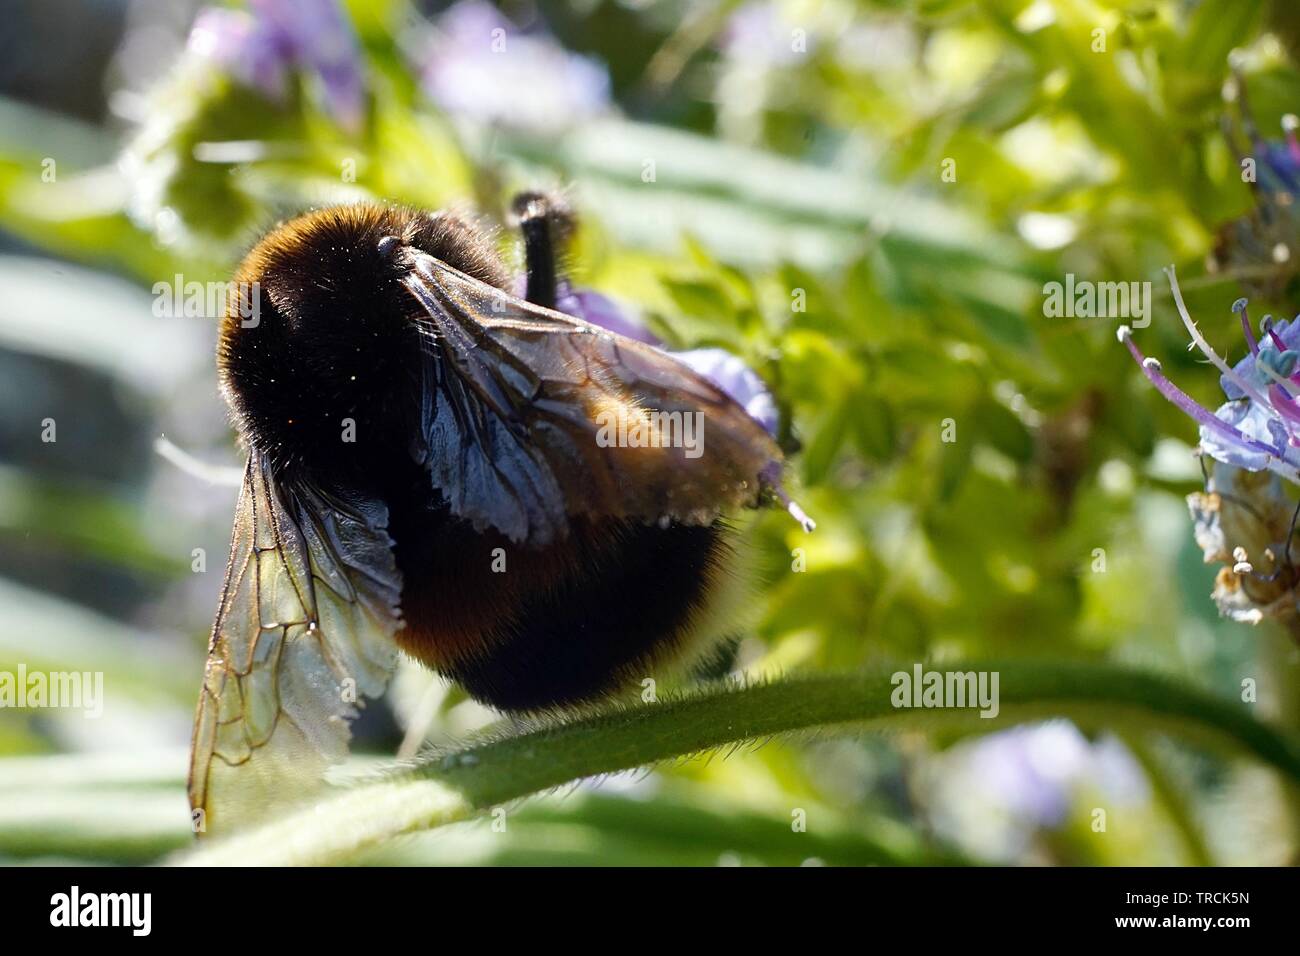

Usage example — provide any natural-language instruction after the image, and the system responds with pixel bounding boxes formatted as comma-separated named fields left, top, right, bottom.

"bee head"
left=217, top=204, right=510, bottom=486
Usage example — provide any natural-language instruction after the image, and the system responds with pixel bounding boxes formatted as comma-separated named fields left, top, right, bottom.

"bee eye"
left=377, top=235, right=402, bottom=259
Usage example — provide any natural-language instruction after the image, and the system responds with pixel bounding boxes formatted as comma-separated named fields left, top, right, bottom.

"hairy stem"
left=1118, top=732, right=1213, bottom=866
left=178, top=661, right=1300, bottom=866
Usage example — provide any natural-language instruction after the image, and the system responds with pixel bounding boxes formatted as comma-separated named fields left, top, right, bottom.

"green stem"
left=178, top=661, right=1300, bottom=866
left=1118, top=732, right=1213, bottom=866
left=1267, top=623, right=1300, bottom=864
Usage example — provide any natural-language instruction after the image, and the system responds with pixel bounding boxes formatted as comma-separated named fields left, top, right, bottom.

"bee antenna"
left=759, top=461, right=815, bottom=531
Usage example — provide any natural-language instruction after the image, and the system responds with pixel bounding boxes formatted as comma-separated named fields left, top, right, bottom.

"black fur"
left=219, top=204, right=510, bottom=490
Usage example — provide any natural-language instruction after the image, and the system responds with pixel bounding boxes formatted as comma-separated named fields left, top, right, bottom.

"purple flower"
left=418, top=1, right=610, bottom=132
left=1118, top=267, right=1300, bottom=483
left=672, top=348, right=780, bottom=436
left=1260, top=133, right=1300, bottom=194
left=1236, top=96, right=1300, bottom=198
left=1223, top=73, right=1300, bottom=198
left=188, top=9, right=287, bottom=96
left=719, top=2, right=812, bottom=66
left=1213, top=80, right=1300, bottom=299
left=186, top=0, right=365, bottom=132
left=1127, top=270, right=1300, bottom=624
left=938, top=723, right=1145, bottom=841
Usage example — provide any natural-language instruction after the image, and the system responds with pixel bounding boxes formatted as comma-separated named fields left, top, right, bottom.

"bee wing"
left=403, top=253, right=784, bottom=546
left=188, top=453, right=401, bottom=835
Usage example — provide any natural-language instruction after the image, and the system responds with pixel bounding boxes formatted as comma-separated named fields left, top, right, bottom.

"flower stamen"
left=1166, top=266, right=1293, bottom=434
left=1117, top=325, right=1284, bottom=462
left=1234, top=297, right=1258, bottom=355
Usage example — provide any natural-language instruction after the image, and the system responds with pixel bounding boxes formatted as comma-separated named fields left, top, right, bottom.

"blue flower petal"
left=1221, top=316, right=1300, bottom=399
left=672, top=348, right=780, bottom=436
left=1199, top=399, right=1289, bottom=470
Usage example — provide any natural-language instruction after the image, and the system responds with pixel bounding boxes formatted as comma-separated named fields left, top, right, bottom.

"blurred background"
left=1, top=0, right=1299, bottom=866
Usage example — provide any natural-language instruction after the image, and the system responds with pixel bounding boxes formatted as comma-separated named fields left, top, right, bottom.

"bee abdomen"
left=392, top=507, right=735, bottom=712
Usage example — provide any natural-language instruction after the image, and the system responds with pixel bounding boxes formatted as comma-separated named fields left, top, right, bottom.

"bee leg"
left=511, top=191, right=574, bottom=311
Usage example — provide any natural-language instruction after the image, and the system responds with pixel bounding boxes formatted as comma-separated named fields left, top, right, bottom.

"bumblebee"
left=189, top=195, right=810, bottom=832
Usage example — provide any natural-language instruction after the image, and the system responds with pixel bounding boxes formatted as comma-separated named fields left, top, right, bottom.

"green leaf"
left=802, top=397, right=852, bottom=486
left=852, top=391, right=897, bottom=463
left=660, top=277, right=736, bottom=326
left=938, top=429, right=973, bottom=502
left=975, top=398, right=1034, bottom=463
